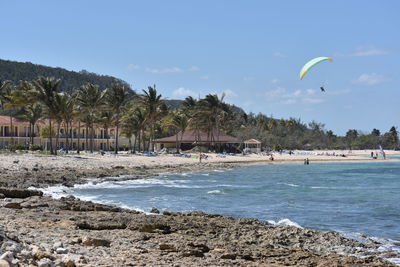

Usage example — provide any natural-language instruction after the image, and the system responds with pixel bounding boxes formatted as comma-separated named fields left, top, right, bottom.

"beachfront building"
left=244, top=139, right=262, bottom=153
left=0, top=115, right=130, bottom=151
left=153, top=129, right=241, bottom=153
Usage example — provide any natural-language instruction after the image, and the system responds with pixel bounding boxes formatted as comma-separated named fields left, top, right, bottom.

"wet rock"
left=0, top=187, right=43, bottom=198
left=150, top=207, right=160, bottom=214
left=82, top=237, right=111, bottom=247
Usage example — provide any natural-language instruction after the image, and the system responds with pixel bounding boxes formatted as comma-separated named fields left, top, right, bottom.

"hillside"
left=0, top=59, right=131, bottom=92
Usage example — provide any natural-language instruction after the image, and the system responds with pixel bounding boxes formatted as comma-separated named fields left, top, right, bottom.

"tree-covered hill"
left=0, top=59, right=131, bottom=92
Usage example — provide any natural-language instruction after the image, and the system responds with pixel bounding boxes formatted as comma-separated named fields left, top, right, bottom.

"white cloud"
left=273, top=52, right=287, bottom=58
left=281, top=99, right=297, bottom=105
left=188, top=66, right=200, bottom=71
left=271, top=79, right=279, bottom=84
left=303, top=98, right=324, bottom=104
left=335, top=46, right=390, bottom=57
left=352, top=73, right=389, bottom=86
left=265, top=87, right=286, bottom=99
left=145, top=67, right=183, bottom=74
left=266, top=87, right=324, bottom=105
left=127, top=64, right=140, bottom=70
left=351, top=46, right=389, bottom=57
left=172, top=87, right=196, bottom=97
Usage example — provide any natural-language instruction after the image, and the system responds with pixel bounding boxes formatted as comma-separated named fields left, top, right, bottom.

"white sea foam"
left=207, top=190, right=225, bottom=194
left=213, top=169, right=225, bottom=173
left=32, top=185, right=72, bottom=199
left=278, top=183, right=300, bottom=187
left=201, top=173, right=210, bottom=176
left=338, top=231, right=400, bottom=265
left=267, top=218, right=303, bottom=228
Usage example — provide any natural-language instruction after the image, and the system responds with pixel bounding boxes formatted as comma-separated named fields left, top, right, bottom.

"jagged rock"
left=37, top=258, right=55, bottom=267
left=1, top=241, right=21, bottom=253
left=112, top=165, right=124, bottom=169
left=82, top=237, right=111, bottom=247
left=0, top=187, right=43, bottom=198
left=0, top=194, right=5, bottom=199
left=65, top=260, right=76, bottom=267
left=76, top=221, right=126, bottom=230
left=55, top=247, right=68, bottom=254
left=159, top=244, right=177, bottom=251
left=220, top=254, right=236, bottom=260
left=182, top=250, right=205, bottom=257
left=188, top=243, right=210, bottom=253
left=34, top=251, right=55, bottom=261
left=0, top=259, right=10, bottom=267
left=20, top=201, right=49, bottom=209
left=0, top=252, right=13, bottom=264
left=137, top=224, right=172, bottom=234
left=4, top=202, right=22, bottom=209
left=52, top=242, right=63, bottom=250
left=150, top=207, right=160, bottom=214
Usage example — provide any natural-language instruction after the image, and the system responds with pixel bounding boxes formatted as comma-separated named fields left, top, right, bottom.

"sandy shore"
left=0, top=150, right=399, bottom=266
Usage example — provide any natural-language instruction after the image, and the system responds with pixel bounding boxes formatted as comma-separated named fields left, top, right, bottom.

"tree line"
left=0, top=76, right=398, bottom=154
left=0, top=59, right=130, bottom=93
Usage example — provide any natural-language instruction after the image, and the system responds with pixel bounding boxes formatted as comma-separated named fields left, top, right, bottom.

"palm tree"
left=121, top=107, right=146, bottom=153
left=97, top=110, right=114, bottom=151
left=166, top=111, right=189, bottom=153
left=105, top=83, right=133, bottom=154
left=15, top=104, right=43, bottom=145
left=138, top=85, right=165, bottom=151
left=195, top=94, right=226, bottom=150
left=0, top=80, right=14, bottom=149
left=56, top=93, right=75, bottom=152
left=33, top=77, right=62, bottom=155
left=76, top=83, right=106, bottom=153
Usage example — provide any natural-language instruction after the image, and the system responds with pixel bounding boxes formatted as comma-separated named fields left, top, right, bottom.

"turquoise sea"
left=44, top=161, right=400, bottom=262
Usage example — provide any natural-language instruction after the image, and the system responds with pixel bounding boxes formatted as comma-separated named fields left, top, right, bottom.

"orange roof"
left=0, top=116, right=31, bottom=126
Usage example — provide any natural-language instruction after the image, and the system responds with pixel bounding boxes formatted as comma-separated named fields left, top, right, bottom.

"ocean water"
left=43, top=161, right=400, bottom=262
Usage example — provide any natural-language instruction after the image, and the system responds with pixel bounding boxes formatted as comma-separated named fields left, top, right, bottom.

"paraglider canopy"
left=299, top=57, right=333, bottom=80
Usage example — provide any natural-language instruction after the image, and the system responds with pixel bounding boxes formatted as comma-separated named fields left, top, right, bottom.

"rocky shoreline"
left=0, top=154, right=399, bottom=266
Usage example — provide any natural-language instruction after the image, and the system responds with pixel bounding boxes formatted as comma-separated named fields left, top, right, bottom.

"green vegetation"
left=0, top=59, right=130, bottom=93
left=0, top=59, right=398, bottom=152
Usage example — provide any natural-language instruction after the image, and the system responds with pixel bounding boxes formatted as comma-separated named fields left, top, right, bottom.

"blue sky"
left=1, top=1, right=399, bottom=135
